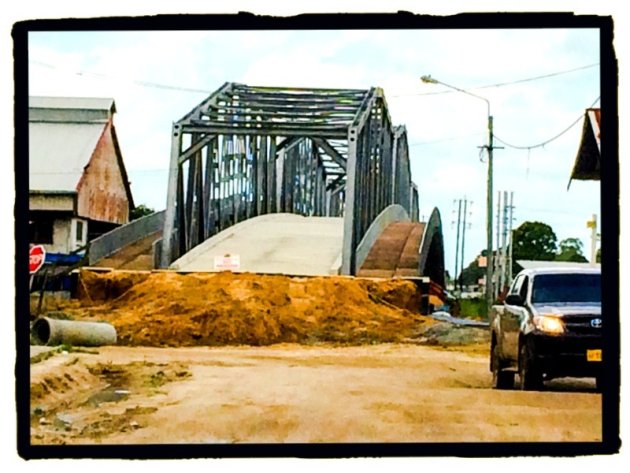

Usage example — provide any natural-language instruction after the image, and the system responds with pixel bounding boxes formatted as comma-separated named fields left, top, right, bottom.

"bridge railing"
left=87, top=210, right=165, bottom=265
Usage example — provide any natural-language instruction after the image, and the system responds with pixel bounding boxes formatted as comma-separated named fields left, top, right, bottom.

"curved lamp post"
left=421, top=75, right=495, bottom=315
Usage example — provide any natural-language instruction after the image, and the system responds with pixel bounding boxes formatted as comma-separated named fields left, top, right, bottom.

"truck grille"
left=562, top=313, right=602, bottom=335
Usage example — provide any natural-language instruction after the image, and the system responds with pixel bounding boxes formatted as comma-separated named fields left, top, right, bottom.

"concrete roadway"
left=170, top=213, right=344, bottom=276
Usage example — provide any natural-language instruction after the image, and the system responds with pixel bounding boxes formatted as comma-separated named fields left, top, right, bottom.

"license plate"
left=587, top=349, right=602, bottom=362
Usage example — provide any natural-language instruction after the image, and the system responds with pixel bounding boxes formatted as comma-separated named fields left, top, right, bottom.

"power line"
left=494, top=96, right=600, bottom=150
left=390, top=63, right=599, bottom=98
left=31, top=58, right=599, bottom=99
left=475, top=63, right=599, bottom=90
left=30, top=59, right=212, bottom=95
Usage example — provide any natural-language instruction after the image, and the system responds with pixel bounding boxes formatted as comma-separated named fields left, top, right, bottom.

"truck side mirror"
left=505, top=294, right=524, bottom=306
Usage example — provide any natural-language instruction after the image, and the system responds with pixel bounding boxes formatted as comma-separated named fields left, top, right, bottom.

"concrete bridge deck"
left=170, top=213, right=344, bottom=276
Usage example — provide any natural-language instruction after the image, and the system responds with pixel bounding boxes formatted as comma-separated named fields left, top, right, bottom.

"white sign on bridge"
left=214, top=254, right=240, bottom=271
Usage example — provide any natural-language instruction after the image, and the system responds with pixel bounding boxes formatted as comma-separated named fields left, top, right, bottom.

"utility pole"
left=507, top=191, right=515, bottom=284
left=587, top=214, right=599, bottom=265
left=453, top=199, right=462, bottom=293
left=497, top=192, right=504, bottom=296
left=496, top=190, right=514, bottom=296
left=460, top=198, right=468, bottom=292
left=452, top=197, right=472, bottom=293
left=495, top=191, right=502, bottom=300
left=499, top=191, right=506, bottom=294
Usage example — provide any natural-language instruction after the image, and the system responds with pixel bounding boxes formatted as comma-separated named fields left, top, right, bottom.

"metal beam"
left=160, top=123, right=182, bottom=268
left=312, top=137, right=347, bottom=171
left=177, top=81, right=232, bottom=124
left=276, top=136, right=302, bottom=153
left=180, top=124, right=349, bottom=139
left=341, top=125, right=359, bottom=275
left=178, top=134, right=215, bottom=165
left=162, top=82, right=419, bottom=274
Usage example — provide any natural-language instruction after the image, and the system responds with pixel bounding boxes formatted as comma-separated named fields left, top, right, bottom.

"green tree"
left=512, top=221, right=558, bottom=274
left=555, top=237, right=588, bottom=263
left=130, top=204, right=155, bottom=221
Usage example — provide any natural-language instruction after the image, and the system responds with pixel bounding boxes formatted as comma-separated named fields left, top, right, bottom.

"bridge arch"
left=418, top=208, right=445, bottom=287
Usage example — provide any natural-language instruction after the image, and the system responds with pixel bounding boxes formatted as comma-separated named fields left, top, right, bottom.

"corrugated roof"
left=29, top=121, right=105, bottom=192
left=29, top=96, right=115, bottom=112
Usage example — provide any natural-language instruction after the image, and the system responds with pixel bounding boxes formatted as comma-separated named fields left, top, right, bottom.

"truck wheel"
left=518, top=341, right=543, bottom=391
left=491, top=342, right=514, bottom=389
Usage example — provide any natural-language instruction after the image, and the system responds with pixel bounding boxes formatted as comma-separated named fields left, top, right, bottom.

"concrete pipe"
left=31, top=317, right=117, bottom=347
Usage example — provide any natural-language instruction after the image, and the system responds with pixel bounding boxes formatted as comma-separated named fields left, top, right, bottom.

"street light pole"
left=421, top=75, right=495, bottom=315
left=486, top=115, right=494, bottom=308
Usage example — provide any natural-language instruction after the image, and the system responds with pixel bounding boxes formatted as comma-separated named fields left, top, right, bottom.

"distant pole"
left=497, top=192, right=502, bottom=295
left=507, top=192, right=514, bottom=283
left=500, top=190, right=509, bottom=294
left=460, top=198, right=468, bottom=292
left=486, top=115, right=495, bottom=312
left=588, top=214, right=598, bottom=265
left=454, top=199, right=462, bottom=292
left=495, top=190, right=502, bottom=300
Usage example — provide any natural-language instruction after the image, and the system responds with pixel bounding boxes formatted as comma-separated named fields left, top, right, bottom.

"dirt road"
left=30, top=342, right=601, bottom=445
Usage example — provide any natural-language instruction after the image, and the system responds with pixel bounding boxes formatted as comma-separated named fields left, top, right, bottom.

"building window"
left=30, top=219, right=53, bottom=244
left=75, top=220, right=84, bottom=243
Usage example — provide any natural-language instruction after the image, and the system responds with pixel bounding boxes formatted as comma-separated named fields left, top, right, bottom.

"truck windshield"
left=531, top=273, right=601, bottom=304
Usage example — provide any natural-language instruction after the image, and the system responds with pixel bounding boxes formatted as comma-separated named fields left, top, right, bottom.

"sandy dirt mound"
left=62, top=270, right=433, bottom=347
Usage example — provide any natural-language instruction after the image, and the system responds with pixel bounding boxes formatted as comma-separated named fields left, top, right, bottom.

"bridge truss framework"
left=160, top=82, right=419, bottom=274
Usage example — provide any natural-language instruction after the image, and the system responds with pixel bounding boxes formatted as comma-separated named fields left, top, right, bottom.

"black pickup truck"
left=489, top=266, right=602, bottom=390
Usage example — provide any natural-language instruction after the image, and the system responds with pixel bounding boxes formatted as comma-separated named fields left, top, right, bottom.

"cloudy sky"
left=25, top=23, right=604, bottom=275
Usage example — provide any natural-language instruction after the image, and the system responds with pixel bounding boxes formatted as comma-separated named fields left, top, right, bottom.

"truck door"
left=503, top=274, right=529, bottom=362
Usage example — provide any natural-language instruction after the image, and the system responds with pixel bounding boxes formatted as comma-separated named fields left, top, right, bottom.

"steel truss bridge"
left=153, top=82, right=442, bottom=283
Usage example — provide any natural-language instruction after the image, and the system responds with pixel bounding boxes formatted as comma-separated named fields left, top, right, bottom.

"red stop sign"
left=29, top=245, right=46, bottom=274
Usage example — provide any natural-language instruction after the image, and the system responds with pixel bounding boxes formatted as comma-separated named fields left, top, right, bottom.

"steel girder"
left=160, top=83, right=417, bottom=273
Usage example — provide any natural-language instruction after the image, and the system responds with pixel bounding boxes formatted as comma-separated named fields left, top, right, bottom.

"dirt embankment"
left=57, top=270, right=436, bottom=347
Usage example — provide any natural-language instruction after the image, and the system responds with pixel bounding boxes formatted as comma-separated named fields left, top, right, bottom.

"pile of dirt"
left=60, top=270, right=435, bottom=347
left=418, top=322, right=491, bottom=348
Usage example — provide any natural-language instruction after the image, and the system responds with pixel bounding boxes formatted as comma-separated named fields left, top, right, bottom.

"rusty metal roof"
left=29, top=121, right=107, bottom=192
left=569, top=108, right=601, bottom=184
left=29, top=96, right=115, bottom=113
left=28, top=96, right=124, bottom=194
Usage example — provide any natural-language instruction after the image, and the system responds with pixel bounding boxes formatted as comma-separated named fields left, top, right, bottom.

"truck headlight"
left=534, top=315, right=565, bottom=334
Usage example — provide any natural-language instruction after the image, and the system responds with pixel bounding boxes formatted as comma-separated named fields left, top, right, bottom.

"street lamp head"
left=421, top=75, right=438, bottom=84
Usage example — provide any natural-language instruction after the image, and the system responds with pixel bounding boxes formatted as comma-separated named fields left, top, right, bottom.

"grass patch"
left=458, top=298, right=488, bottom=321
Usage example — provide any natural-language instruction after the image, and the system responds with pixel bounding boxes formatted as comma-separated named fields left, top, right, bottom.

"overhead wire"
left=30, top=59, right=212, bottom=95
left=31, top=58, right=599, bottom=98
left=30, top=58, right=601, bottom=156
left=494, top=96, right=600, bottom=150
left=390, top=63, right=599, bottom=98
